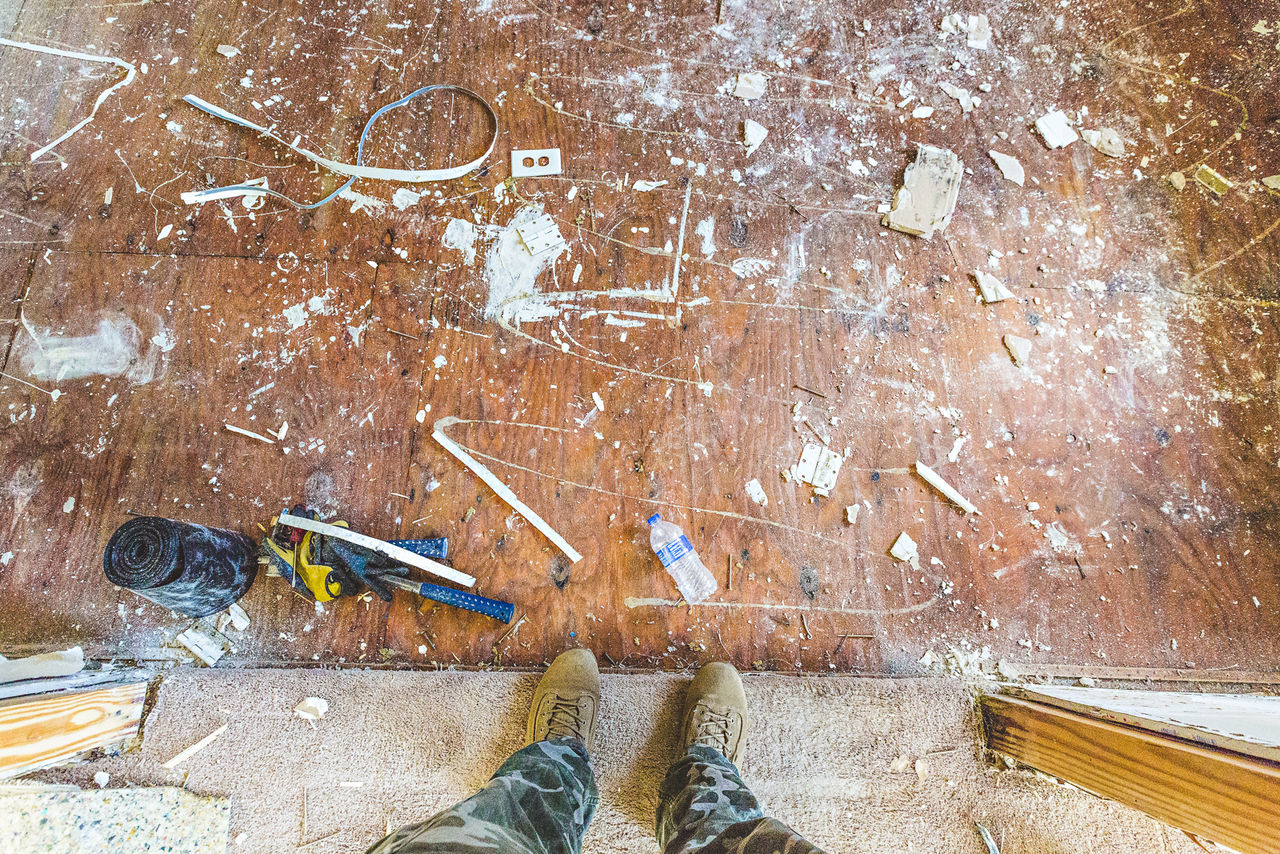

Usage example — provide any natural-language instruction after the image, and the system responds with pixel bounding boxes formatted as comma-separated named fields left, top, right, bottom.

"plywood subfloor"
left=0, top=0, right=1278, bottom=673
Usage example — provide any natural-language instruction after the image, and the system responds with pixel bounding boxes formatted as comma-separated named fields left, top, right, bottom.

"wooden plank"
left=0, top=683, right=147, bottom=779
left=1007, top=685, right=1280, bottom=763
left=982, top=694, right=1280, bottom=854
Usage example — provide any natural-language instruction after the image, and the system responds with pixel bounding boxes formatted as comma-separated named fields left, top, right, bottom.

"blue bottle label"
left=656, top=535, right=693, bottom=566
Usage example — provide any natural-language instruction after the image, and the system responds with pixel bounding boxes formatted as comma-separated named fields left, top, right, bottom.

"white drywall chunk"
left=741, top=119, right=768, bottom=156
left=973, top=271, right=1014, bottom=303
left=912, top=105, right=935, bottom=119
left=889, top=532, right=919, bottom=563
left=294, top=696, right=330, bottom=726
left=988, top=150, right=1025, bottom=186
left=938, top=82, right=975, bottom=112
left=633, top=180, right=668, bottom=192
left=215, top=45, right=240, bottom=58
left=745, top=478, right=768, bottom=507
left=845, top=505, right=860, bottom=524
left=1003, top=334, right=1032, bottom=366
left=1034, top=110, right=1079, bottom=149
left=1081, top=128, right=1125, bottom=157
left=733, top=71, right=768, bottom=100
left=884, top=145, right=964, bottom=239
left=966, top=14, right=992, bottom=49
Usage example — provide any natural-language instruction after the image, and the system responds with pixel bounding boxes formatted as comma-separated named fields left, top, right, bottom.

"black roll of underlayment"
left=103, top=516, right=258, bottom=618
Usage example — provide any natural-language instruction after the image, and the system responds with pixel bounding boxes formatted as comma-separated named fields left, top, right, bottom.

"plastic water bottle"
left=646, top=514, right=717, bottom=604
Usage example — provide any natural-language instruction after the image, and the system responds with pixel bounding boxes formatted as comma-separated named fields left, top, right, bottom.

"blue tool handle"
left=388, top=537, right=449, bottom=560
left=415, top=580, right=514, bottom=623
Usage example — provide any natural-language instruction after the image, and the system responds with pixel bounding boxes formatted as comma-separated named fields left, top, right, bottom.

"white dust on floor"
left=40, top=669, right=1200, bottom=854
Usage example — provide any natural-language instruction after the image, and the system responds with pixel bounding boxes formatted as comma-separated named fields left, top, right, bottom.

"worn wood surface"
left=0, top=0, right=1277, bottom=673
left=982, top=693, right=1280, bottom=854
left=0, top=682, right=146, bottom=779
left=1007, top=684, right=1280, bottom=762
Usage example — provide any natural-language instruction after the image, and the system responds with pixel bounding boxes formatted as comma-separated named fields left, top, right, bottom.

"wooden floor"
left=0, top=0, right=1277, bottom=674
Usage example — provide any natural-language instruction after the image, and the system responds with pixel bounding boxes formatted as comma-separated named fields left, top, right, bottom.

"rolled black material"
left=103, top=516, right=258, bottom=617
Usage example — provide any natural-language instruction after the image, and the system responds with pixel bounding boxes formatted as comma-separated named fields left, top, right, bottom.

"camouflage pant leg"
left=656, top=745, right=824, bottom=854
left=366, top=738, right=598, bottom=854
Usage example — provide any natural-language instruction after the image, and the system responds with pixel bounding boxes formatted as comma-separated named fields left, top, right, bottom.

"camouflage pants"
left=367, top=740, right=821, bottom=854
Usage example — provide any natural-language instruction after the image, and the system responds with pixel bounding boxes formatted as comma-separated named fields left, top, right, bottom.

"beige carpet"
left=40, top=669, right=1199, bottom=854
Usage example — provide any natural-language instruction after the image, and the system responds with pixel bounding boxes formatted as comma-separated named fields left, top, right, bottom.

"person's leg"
left=368, top=650, right=601, bottom=854
left=656, top=664, right=824, bottom=854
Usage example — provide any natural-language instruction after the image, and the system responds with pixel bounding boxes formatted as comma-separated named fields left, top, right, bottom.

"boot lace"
left=544, top=695, right=588, bottom=741
left=693, top=705, right=733, bottom=753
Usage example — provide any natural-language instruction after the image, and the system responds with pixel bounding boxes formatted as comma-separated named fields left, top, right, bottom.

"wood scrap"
left=0, top=683, right=147, bottom=779
left=0, top=647, right=84, bottom=685
left=914, top=461, right=979, bottom=514
left=432, top=417, right=582, bottom=564
left=162, top=723, right=228, bottom=769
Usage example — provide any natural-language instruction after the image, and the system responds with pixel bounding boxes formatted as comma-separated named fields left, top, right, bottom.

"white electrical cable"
left=181, top=84, right=498, bottom=209
left=0, top=38, right=137, bottom=163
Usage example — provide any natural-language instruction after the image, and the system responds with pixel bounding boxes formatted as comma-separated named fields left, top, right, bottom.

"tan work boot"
left=526, top=648, right=600, bottom=752
left=680, top=662, right=748, bottom=764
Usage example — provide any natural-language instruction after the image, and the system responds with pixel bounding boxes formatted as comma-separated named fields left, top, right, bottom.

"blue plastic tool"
left=388, top=537, right=448, bottom=560
left=382, top=575, right=514, bottom=624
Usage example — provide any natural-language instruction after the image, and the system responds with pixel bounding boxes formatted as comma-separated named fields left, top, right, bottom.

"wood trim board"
left=982, top=694, right=1280, bottom=854
left=0, top=683, right=148, bottom=780
left=1006, top=684, right=1280, bottom=763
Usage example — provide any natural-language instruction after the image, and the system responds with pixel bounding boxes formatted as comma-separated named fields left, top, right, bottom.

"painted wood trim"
left=982, top=694, right=1280, bottom=854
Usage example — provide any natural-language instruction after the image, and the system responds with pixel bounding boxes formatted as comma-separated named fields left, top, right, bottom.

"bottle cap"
left=646, top=514, right=660, bottom=525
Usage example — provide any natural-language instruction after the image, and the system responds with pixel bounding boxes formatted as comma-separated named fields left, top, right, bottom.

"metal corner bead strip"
left=181, top=84, right=499, bottom=209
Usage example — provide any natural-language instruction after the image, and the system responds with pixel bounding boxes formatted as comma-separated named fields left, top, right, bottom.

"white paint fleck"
left=442, top=218, right=478, bottom=265
left=63, top=496, right=75, bottom=513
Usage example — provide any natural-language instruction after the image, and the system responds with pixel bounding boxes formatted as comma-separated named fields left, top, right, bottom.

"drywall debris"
left=948, top=436, right=966, bottom=463
left=163, top=723, right=228, bottom=769
left=1193, top=164, right=1233, bottom=195
left=914, top=758, right=929, bottom=780
left=791, top=443, right=844, bottom=497
left=293, top=697, right=329, bottom=726
left=845, top=505, right=860, bottom=524
left=988, top=150, right=1025, bottom=186
left=911, top=105, right=934, bottom=119
left=973, top=271, right=1013, bottom=303
left=1262, top=175, right=1280, bottom=190
left=434, top=417, right=583, bottom=563
left=1003, top=334, right=1032, bottom=366
left=965, top=14, right=993, bottom=49
left=442, top=218, right=478, bottom=265
left=733, top=71, right=768, bottom=101
left=890, top=754, right=911, bottom=772
left=1034, top=110, right=1078, bottom=149
left=633, top=179, right=668, bottom=191
left=511, top=148, right=562, bottom=178
left=938, top=81, right=975, bottom=112
left=93, top=771, right=110, bottom=788
left=889, top=532, right=919, bottom=565
left=883, top=145, right=963, bottom=239
left=744, top=478, right=768, bottom=507
left=391, top=188, right=422, bottom=210
left=914, top=461, right=978, bottom=515
left=219, top=603, right=250, bottom=633
left=1081, top=128, right=1125, bottom=157
left=1168, top=171, right=1186, bottom=191
left=0, top=647, right=84, bottom=685
left=215, top=44, right=240, bottom=58
left=741, top=119, right=768, bottom=156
